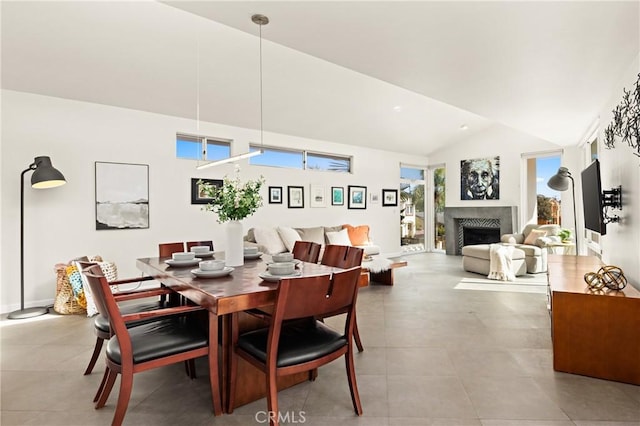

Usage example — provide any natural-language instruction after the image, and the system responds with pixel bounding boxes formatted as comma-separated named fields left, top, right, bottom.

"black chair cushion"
left=94, top=301, right=165, bottom=333
left=238, top=320, right=347, bottom=368
left=106, top=316, right=207, bottom=365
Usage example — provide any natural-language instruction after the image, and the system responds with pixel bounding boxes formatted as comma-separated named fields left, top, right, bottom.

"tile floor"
left=1, top=253, right=638, bottom=425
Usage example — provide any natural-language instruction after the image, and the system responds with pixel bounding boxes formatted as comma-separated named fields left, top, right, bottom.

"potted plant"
left=558, top=228, right=572, bottom=243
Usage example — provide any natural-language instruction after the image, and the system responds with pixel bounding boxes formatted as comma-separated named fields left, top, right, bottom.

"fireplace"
left=463, top=226, right=501, bottom=246
left=443, top=206, right=517, bottom=255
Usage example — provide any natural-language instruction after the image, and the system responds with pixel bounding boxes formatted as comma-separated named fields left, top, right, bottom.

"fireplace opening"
left=463, top=226, right=500, bottom=246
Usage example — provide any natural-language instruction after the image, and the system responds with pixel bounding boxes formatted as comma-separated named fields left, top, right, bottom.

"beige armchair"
left=500, top=224, right=561, bottom=273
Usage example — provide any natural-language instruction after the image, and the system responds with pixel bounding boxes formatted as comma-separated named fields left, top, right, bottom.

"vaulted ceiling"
left=2, top=1, right=638, bottom=156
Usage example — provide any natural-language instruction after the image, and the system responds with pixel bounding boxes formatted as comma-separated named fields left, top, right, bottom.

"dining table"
left=136, top=253, right=342, bottom=412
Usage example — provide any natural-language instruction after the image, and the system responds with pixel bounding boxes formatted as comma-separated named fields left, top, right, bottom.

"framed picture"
left=347, top=185, right=367, bottom=209
left=460, top=156, right=500, bottom=200
left=288, top=186, right=304, bottom=208
left=382, top=189, right=398, bottom=206
left=191, top=178, right=223, bottom=205
left=310, top=184, right=326, bottom=208
left=370, top=192, right=380, bottom=204
left=95, top=162, right=149, bottom=230
left=331, top=187, right=344, bottom=206
left=268, top=186, right=283, bottom=204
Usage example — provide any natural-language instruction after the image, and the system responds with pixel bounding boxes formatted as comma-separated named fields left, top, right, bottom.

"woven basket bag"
left=53, top=263, right=86, bottom=315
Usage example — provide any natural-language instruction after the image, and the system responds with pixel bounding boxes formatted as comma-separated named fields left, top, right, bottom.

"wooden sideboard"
left=547, top=254, right=640, bottom=385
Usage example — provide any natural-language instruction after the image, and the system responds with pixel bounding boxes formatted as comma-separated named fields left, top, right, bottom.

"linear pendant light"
left=196, top=14, right=269, bottom=170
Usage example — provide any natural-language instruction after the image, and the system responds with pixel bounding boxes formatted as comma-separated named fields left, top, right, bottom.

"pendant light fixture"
left=196, top=14, right=268, bottom=170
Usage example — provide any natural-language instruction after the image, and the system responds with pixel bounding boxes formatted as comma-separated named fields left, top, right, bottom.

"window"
left=249, top=145, right=351, bottom=173
left=176, top=133, right=231, bottom=161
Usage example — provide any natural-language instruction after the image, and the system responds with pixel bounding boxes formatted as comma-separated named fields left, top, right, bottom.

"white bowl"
left=272, top=253, right=294, bottom=263
left=190, top=245, right=211, bottom=254
left=199, top=260, right=225, bottom=271
left=172, top=252, right=195, bottom=261
left=268, top=262, right=296, bottom=276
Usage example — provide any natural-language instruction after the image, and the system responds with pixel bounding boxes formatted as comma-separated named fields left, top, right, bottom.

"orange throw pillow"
left=342, top=224, right=370, bottom=246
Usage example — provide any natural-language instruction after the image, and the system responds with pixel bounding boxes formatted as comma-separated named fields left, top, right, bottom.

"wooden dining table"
left=136, top=254, right=342, bottom=411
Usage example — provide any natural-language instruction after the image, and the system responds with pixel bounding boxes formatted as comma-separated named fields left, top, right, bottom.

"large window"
left=400, top=165, right=426, bottom=252
left=249, top=145, right=351, bottom=173
left=176, top=134, right=231, bottom=161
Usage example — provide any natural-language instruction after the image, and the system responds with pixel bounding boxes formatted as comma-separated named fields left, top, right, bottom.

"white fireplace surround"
left=444, top=206, right=518, bottom=255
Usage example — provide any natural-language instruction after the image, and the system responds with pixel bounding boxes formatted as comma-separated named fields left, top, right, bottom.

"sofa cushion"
left=342, top=224, right=370, bottom=246
left=323, top=226, right=343, bottom=244
left=295, top=226, right=325, bottom=246
left=524, top=229, right=547, bottom=245
left=326, top=228, right=352, bottom=246
left=277, top=226, right=301, bottom=252
left=253, top=227, right=287, bottom=254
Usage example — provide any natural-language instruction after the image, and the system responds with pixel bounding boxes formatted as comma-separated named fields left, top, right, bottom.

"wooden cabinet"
left=547, top=254, right=640, bottom=385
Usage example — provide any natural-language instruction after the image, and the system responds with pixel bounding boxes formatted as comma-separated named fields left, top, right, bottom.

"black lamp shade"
left=31, top=156, right=66, bottom=189
left=547, top=167, right=571, bottom=191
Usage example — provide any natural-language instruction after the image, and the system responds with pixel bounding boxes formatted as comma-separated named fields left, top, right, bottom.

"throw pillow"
left=277, top=226, right=301, bottom=252
left=524, top=229, right=547, bottom=245
left=342, top=224, right=370, bottom=246
left=295, top=226, right=325, bottom=246
left=253, top=227, right=287, bottom=254
left=326, top=228, right=352, bottom=246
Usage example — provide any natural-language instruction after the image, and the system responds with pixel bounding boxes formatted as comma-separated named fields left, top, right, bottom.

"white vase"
left=226, top=220, right=244, bottom=267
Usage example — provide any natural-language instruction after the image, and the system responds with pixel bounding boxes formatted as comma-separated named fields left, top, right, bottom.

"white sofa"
left=244, top=224, right=381, bottom=257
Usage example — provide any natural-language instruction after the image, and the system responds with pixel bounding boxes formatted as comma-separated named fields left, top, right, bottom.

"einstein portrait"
left=460, top=156, right=500, bottom=200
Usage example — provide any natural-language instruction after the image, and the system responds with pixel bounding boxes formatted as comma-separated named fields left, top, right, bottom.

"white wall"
left=428, top=124, right=560, bottom=231
left=596, top=54, right=640, bottom=289
left=0, top=90, right=427, bottom=313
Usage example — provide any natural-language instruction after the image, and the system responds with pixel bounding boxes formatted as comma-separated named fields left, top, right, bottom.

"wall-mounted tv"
left=580, top=159, right=606, bottom=235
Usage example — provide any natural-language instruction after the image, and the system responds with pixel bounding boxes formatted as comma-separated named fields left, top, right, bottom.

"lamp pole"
left=9, top=157, right=66, bottom=320
left=9, top=163, right=49, bottom=319
left=568, top=173, right=579, bottom=255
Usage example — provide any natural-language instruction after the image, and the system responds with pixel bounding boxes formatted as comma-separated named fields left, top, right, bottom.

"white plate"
left=190, top=250, right=214, bottom=258
left=165, top=258, right=202, bottom=267
left=258, top=270, right=303, bottom=282
left=191, top=267, right=234, bottom=278
left=244, top=252, right=263, bottom=260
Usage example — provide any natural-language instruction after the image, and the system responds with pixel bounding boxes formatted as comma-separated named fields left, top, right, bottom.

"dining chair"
left=82, top=264, right=222, bottom=426
left=228, top=267, right=363, bottom=424
left=320, top=245, right=365, bottom=352
left=158, top=242, right=185, bottom=257
left=186, top=240, right=214, bottom=251
left=291, top=240, right=321, bottom=263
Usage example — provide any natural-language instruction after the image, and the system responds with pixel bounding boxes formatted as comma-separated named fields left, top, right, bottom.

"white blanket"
left=487, top=244, right=515, bottom=282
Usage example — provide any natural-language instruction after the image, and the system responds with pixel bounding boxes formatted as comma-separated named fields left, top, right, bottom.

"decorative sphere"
left=597, top=265, right=627, bottom=290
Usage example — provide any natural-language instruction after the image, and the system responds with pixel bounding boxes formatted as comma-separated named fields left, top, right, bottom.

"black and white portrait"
left=460, top=156, right=500, bottom=200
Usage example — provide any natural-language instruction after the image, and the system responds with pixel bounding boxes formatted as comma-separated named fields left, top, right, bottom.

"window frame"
left=249, top=144, right=352, bottom=173
left=176, top=133, right=232, bottom=161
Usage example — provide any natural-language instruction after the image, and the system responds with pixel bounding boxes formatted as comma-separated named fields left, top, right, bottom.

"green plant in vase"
left=558, top=228, right=572, bottom=243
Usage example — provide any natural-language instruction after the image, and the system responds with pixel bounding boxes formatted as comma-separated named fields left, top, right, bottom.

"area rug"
left=454, top=274, right=547, bottom=294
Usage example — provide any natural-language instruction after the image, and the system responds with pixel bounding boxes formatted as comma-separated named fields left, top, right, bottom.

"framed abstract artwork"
left=288, top=186, right=304, bottom=208
left=95, top=162, right=149, bottom=230
left=268, top=186, right=283, bottom=204
left=382, top=189, right=398, bottom=206
left=191, top=178, right=223, bottom=205
left=347, top=185, right=367, bottom=209
left=331, top=187, right=344, bottom=206
left=310, top=184, right=326, bottom=207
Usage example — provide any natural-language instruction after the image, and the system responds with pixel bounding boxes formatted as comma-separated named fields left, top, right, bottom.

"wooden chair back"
left=320, top=245, right=364, bottom=269
left=291, top=241, right=321, bottom=263
left=186, top=240, right=214, bottom=251
left=158, top=242, right=185, bottom=257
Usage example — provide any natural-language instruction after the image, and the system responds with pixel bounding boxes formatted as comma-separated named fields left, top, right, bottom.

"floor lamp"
left=8, top=156, right=66, bottom=320
left=547, top=166, right=579, bottom=255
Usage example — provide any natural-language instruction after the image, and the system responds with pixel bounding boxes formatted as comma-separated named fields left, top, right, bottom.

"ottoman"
left=462, top=244, right=527, bottom=276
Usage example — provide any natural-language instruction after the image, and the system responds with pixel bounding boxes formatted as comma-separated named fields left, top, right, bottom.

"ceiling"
left=2, top=1, right=638, bottom=156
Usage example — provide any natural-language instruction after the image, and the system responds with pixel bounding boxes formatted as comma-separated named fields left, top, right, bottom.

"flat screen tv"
left=581, top=159, right=606, bottom=235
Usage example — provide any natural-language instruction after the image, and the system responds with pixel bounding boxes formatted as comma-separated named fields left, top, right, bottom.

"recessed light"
left=460, top=124, right=469, bottom=130
left=393, top=105, right=403, bottom=112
